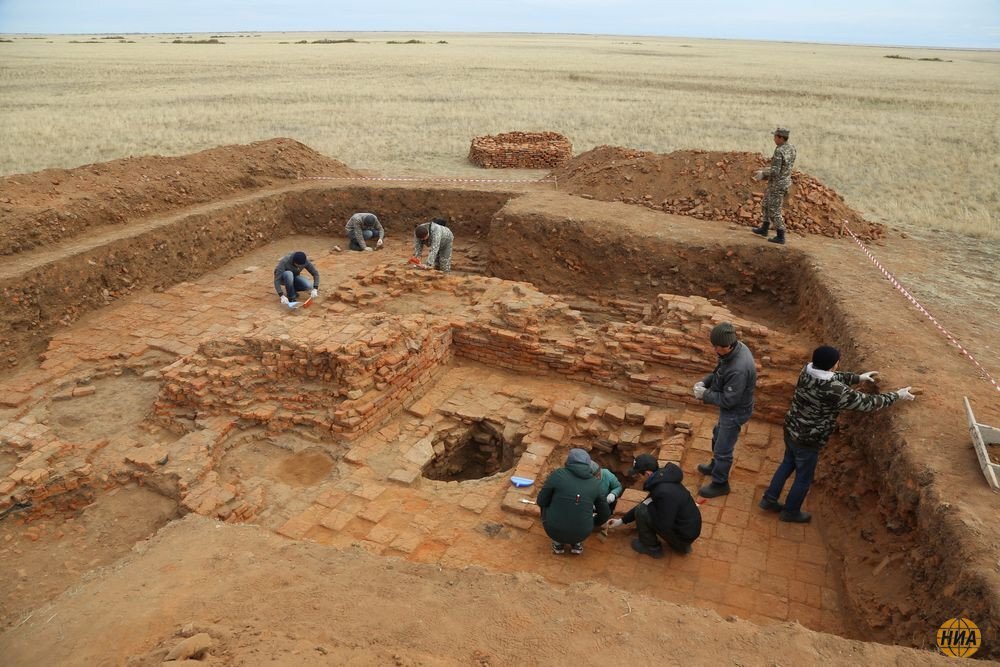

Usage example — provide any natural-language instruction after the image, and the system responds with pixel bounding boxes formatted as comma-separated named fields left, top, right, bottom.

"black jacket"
left=622, top=463, right=702, bottom=542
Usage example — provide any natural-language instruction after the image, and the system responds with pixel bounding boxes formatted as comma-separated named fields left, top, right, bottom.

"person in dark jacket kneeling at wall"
left=605, top=454, right=702, bottom=558
left=536, top=448, right=611, bottom=556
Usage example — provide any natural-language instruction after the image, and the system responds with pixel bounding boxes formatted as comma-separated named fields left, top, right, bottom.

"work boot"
left=751, top=222, right=769, bottom=237
left=670, top=541, right=693, bottom=556
left=779, top=510, right=812, bottom=523
left=758, top=496, right=785, bottom=513
left=769, top=229, right=786, bottom=245
left=696, top=462, right=715, bottom=476
left=631, top=538, right=665, bottom=559
left=699, top=481, right=731, bottom=498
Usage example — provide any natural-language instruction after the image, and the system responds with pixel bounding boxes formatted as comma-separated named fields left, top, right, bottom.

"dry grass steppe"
left=1, top=32, right=998, bottom=238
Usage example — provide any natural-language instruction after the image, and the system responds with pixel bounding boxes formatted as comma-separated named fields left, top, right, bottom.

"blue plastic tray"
left=511, top=476, right=534, bottom=488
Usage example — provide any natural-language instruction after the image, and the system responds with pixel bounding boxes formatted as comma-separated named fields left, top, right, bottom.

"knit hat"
left=589, top=461, right=600, bottom=475
left=774, top=127, right=790, bottom=138
left=710, top=322, right=737, bottom=347
left=812, top=345, right=841, bottom=371
left=291, top=251, right=307, bottom=266
left=565, top=448, right=592, bottom=467
left=628, top=453, right=659, bottom=476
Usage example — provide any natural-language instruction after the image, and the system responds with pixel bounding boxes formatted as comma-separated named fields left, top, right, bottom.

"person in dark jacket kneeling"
left=606, top=454, right=702, bottom=558
left=536, top=448, right=611, bottom=555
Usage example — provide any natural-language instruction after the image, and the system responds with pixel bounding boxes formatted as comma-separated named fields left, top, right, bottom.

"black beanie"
left=710, top=322, right=738, bottom=347
left=812, top=346, right=841, bottom=371
left=292, top=251, right=307, bottom=265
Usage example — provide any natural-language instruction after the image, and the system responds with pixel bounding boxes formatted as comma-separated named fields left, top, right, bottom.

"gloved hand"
left=693, top=382, right=706, bottom=400
left=606, top=493, right=616, bottom=504
left=364, top=247, right=374, bottom=252
left=310, top=288, right=318, bottom=298
left=421, top=264, right=433, bottom=270
left=279, top=295, right=289, bottom=306
left=896, top=386, right=916, bottom=401
left=753, top=170, right=765, bottom=181
left=376, top=238, right=384, bottom=249
left=605, top=518, right=624, bottom=530
left=859, top=371, right=879, bottom=382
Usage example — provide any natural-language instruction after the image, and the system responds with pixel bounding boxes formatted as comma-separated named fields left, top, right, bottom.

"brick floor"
left=0, top=248, right=842, bottom=635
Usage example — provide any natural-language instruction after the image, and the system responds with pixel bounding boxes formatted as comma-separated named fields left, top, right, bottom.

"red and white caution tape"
left=843, top=221, right=998, bottom=392
left=298, top=175, right=557, bottom=185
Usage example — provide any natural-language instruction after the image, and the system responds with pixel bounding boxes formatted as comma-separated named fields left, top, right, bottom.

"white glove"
left=896, top=387, right=916, bottom=401
left=606, top=493, right=616, bottom=504
left=279, top=295, right=289, bottom=306
left=310, top=288, right=318, bottom=298
left=606, top=518, right=624, bottom=529
left=753, top=170, right=765, bottom=181
left=859, top=371, right=879, bottom=383
left=376, top=238, right=384, bottom=248
left=364, top=247, right=374, bottom=252
left=693, top=382, right=706, bottom=400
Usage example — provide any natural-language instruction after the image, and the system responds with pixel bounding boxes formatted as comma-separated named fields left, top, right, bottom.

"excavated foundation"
left=0, top=184, right=994, bottom=656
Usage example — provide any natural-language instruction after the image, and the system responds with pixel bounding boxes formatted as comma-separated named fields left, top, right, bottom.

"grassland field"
left=0, top=32, right=997, bottom=238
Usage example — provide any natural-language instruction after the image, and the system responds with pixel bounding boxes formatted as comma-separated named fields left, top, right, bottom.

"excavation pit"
left=0, top=171, right=995, bottom=659
left=422, top=421, right=516, bottom=482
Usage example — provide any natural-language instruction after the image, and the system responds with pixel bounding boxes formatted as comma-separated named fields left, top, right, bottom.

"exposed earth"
left=0, top=139, right=997, bottom=665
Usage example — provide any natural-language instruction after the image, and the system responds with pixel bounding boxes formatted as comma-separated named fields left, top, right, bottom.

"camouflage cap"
left=774, top=127, right=791, bottom=138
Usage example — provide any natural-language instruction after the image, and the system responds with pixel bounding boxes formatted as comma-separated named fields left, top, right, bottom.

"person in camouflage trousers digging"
left=759, top=346, right=917, bottom=523
left=752, top=127, right=796, bottom=245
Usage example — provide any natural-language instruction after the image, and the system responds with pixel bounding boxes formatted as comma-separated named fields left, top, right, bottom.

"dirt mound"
left=0, top=138, right=360, bottom=255
left=553, top=146, right=886, bottom=241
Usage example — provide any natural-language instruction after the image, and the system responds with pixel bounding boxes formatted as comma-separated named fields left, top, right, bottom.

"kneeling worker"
left=411, top=218, right=453, bottom=272
left=345, top=212, right=384, bottom=252
left=606, top=454, right=702, bottom=558
left=273, top=250, right=319, bottom=305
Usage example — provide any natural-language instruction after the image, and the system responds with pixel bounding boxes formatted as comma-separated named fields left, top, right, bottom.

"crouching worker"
left=411, top=218, right=453, bottom=272
left=273, top=250, right=319, bottom=305
left=593, top=462, right=623, bottom=521
left=345, top=212, right=384, bottom=252
left=536, top=448, right=611, bottom=555
left=606, top=454, right=701, bottom=558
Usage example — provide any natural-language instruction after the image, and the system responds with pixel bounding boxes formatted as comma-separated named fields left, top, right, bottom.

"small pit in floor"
left=423, top=421, right=516, bottom=482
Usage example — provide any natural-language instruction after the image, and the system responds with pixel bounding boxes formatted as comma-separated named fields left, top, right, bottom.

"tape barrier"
left=298, top=175, right=557, bottom=185
left=842, top=221, right=999, bottom=393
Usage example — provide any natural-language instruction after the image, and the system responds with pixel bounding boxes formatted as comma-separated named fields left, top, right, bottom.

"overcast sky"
left=1, top=0, right=997, bottom=49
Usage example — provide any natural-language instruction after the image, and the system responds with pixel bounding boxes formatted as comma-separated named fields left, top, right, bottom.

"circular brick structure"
left=468, top=131, right=572, bottom=169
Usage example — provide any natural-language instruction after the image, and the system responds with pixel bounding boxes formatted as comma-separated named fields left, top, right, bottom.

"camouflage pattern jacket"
left=412, top=221, right=453, bottom=266
left=345, top=213, right=384, bottom=247
left=784, top=363, right=899, bottom=448
left=763, top=143, right=796, bottom=188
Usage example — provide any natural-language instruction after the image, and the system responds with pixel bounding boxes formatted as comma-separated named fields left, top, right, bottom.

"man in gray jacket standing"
left=694, top=322, right=757, bottom=498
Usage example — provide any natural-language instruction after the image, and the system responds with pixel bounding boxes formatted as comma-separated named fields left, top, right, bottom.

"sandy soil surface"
left=0, top=515, right=968, bottom=666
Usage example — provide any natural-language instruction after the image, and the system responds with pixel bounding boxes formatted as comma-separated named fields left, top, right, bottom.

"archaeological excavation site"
left=0, top=139, right=997, bottom=665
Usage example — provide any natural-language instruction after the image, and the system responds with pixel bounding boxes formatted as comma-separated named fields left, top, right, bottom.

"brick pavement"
left=0, top=247, right=842, bottom=634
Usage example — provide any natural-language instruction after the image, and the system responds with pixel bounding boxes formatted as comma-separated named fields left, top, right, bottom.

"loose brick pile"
left=468, top=131, right=572, bottom=169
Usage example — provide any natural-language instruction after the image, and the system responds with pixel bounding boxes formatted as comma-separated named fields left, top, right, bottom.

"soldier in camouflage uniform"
left=759, top=346, right=916, bottom=523
left=412, top=218, right=453, bottom=272
left=752, top=127, right=796, bottom=245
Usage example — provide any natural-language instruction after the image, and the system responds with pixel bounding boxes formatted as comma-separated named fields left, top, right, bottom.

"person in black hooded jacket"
left=607, top=454, right=702, bottom=558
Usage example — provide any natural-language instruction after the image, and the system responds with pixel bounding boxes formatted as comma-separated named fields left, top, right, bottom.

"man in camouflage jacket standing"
left=752, top=127, right=796, bottom=245
left=759, top=346, right=916, bottom=523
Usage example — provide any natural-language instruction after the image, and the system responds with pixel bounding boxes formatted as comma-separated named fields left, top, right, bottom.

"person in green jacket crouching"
left=537, top=448, right=611, bottom=555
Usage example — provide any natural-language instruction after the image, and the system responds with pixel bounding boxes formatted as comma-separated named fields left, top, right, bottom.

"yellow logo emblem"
left=936, top=618, right=980, bottom=658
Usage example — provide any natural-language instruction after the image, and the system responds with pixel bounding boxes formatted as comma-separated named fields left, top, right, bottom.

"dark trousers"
left=279, top=271, right=313, bottom=300
left=635, top=502, right=691, bottom=554
left=763, top=434, right=820, bottom=513
left=708, top=406, right=753, bottom=484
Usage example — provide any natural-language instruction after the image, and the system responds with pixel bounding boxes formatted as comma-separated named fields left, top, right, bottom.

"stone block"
left=540, top=421, right=566, bottom=442
left=388, top=468, right=422, bottom=486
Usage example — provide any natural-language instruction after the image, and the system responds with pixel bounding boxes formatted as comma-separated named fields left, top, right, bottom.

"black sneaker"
left=696, top=462, right=714, bottom=476
left=779, top=510, right=812, bottom=523
left=758, top=497, right=785, bottom=513
left=570, top=543, right=584, bottom=555
left=631, top=538, right=665, bottom=559
left=551, top=542, right=566, bottom=554
left=699, top=482, right=731, bottom=498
